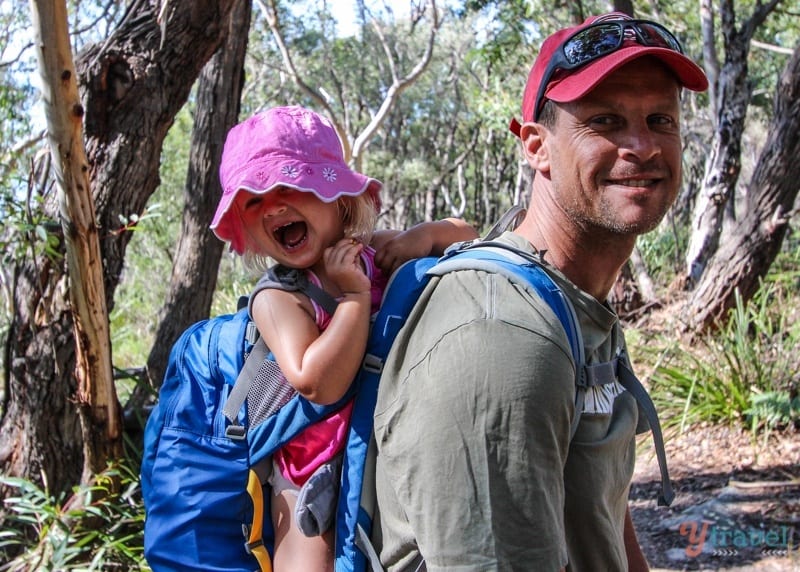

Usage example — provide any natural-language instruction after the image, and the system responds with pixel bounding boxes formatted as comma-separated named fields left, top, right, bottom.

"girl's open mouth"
left=274, top=221, right=308, bottom=249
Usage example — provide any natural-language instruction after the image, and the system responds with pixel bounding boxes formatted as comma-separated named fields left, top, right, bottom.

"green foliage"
left=745, top=390, right=800, bottom=445
left=210, top=253, right=261, bottom=316
left=644, top=281, right=800, bottom=439
left=0, top=461, right=147, bottom=571
left=0, top=192, right=62, bottom=265
left=768, top=227, right=800, bottom=288
left=458, top=0, right=535, bottom=68
left=636, top=224, right=687, bottom=286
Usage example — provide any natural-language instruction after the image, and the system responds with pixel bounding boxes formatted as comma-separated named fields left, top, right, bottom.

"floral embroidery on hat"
left=281, top=165, right=299, bottom=178
left=322, top=167, right=337, bottom=182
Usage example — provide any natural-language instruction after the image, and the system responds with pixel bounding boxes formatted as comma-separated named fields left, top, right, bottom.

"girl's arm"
left=372, top=217, right=479, bottom=274
left=251, top=240, right=371, bottom=405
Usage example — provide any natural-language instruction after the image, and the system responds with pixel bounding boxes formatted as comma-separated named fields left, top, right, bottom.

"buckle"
left=225, top=424, right=246, bottom=440
left=244, top=538, right=264, bottom=555
left=362, top=353, right=383, bottom=374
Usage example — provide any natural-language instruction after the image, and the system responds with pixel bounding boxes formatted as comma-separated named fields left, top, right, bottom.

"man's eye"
left=649, top=115, right=676, bottom=126
left=589, top=115, right=617, bottom=126
left=648, top=115, right=680, bottom=132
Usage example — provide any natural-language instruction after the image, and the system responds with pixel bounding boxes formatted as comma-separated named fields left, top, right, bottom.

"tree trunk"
left=684, top=28, right=750, bottom=284
left=30, top=0, right=121, bottom=481
left=687, top=41, right=800, bottom=330
left=684, top=0, right=780, bottom=285
left=141, top=0, right=251, bottom=400
left=1, top=0, right=235, bottom=498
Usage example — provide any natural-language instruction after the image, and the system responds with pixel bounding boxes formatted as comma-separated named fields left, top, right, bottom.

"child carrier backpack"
left=141, top=208, right=673, bottom=572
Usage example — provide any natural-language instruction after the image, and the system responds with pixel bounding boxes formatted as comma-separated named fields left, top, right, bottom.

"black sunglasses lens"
left=636, top=23, right=682, bottom=51
left=563, top=24, right=623, bottom=65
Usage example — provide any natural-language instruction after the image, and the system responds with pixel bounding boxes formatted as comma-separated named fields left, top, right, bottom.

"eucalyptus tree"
left=1, top=0, right=237, bottom=496
left=685, top=0, right=782, bottom=286
left=142, top=0, right=252, bottom=401
left=30, top=0, right=123, bottom=488
left=684, top=1, right=800, bottom=328
left=688, top=39, right=800, bottom=328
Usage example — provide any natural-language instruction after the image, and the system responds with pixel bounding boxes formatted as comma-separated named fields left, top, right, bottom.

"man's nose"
left=619, top=121, right=661, bottom=163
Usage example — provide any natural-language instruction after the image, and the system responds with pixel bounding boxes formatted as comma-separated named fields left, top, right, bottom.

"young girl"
left=210, top=106, right=477, bottom=571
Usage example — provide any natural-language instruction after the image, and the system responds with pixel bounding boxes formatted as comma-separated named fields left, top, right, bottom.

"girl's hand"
left=373, top=226, right=435, bottom=275
left=323, top=238, right=371, bottom=295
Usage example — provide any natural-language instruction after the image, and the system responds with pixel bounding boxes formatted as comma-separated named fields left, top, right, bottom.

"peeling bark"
left=1, top=0, right=235, bottom=498
left=688, top=41, right=800, bottom=330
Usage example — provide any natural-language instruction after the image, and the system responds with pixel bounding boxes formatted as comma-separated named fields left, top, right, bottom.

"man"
left=371, top=12, right=708, bottom=572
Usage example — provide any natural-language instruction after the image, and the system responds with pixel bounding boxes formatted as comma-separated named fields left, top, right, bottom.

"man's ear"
left=519, top=122, right=550, bottom=173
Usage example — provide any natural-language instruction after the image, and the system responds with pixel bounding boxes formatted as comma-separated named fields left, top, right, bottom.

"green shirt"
left=372, top=232, right=640, bottom=571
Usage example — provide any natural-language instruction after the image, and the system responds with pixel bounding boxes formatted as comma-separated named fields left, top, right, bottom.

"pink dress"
left=274, top=246, right=387, bottom=486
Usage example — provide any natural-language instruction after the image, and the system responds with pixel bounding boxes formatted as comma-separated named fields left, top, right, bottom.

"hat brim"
left=211, top=164, right=382, bottom=255
left=545, top=45, right=709, bottom=104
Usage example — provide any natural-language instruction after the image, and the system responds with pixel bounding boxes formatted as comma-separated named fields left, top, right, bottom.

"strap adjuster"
left=244, top=537, right=264, bottom=555
left=245, top=321, right=259, bottom=345
left=226, top=424, right=246, bottom=440
left=362, top=353, right=383, bottom=374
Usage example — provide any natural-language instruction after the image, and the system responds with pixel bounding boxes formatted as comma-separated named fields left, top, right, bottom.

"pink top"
left=274, top=246, right=387, bottom=486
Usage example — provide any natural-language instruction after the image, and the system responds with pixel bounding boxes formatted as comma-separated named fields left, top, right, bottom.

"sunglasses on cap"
left=531, top=19, right=684, bottom=121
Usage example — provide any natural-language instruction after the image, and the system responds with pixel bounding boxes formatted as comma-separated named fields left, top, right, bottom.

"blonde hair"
left=239, top=190, right=378, bottom=273
left=339, top=192, right=378, bottom=244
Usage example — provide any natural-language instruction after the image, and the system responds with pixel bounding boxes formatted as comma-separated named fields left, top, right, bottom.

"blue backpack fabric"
left=141, top=239, right=672, bottom=572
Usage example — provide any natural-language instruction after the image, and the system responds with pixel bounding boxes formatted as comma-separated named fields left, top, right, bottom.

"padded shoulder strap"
left=251, top=265, right=339, bottom=316
left=222, top=267, right=339, bottom=437
left=431, top=243, right=585, bottom=438
left=430, top=241, right=674, bottom=506
left=430, top=240, right=584, bottom=382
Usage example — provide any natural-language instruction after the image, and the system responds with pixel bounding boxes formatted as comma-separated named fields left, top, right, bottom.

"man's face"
left=540, top=57, right=683, bottom=237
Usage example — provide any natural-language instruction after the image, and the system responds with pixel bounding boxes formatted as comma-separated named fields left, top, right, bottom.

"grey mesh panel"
left=247, top=357, right=298, bottom=428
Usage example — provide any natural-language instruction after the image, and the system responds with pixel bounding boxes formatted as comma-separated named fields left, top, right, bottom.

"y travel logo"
left=679, top=520, right=796, bottom=558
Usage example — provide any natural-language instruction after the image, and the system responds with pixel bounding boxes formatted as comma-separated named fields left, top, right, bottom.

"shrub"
left=0, top=458, right=147, bottom=571
left=644, top=281, right=800, bottom=439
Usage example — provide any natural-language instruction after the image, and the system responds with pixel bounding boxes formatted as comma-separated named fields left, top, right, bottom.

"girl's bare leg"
left=271, top=488, right=334, bottom=572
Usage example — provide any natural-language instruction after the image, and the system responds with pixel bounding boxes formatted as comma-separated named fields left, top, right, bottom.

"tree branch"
left=351, top=0, right=440, bottom=166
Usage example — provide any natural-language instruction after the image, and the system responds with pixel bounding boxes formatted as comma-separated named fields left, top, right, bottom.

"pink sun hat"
left=211, top=106, right=382, bottom=254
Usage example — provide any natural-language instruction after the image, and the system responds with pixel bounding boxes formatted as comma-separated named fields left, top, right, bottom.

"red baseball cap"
left=510, top=12, right=708, bottom=136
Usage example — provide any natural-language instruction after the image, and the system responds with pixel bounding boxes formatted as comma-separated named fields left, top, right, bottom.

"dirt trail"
left=631, top=425, right=799, bottom=571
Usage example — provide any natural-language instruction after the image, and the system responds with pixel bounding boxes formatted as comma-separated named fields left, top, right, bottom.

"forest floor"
left=631, top=424, right=799, bottom=571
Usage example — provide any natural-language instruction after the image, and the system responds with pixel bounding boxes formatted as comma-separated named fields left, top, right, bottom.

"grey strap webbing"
left=352, top=436, right=383, bottom=570
left=222, top=339, right=270, bottom=437
left=576, top=356, right=674, bottom=506
left=222, top=272, right=338, bottom=438
left=301, top=280, right=339, bottom=316
left=616, top=360, right=675, bottom=506
left=355, top=523, right=384, bottom=572
left=483, top=204, right=526, bottom=240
